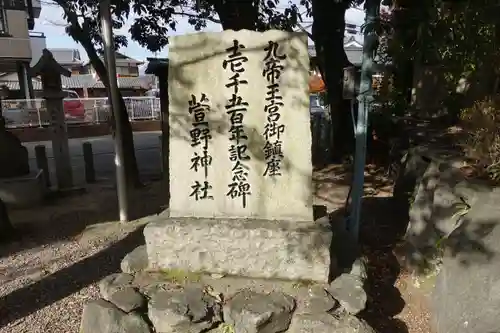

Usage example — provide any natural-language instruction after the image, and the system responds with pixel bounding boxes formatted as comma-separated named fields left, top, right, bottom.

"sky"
left=36, top=1, right=366, bottom=63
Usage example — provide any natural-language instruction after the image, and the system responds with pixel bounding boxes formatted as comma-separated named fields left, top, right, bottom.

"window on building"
left=345, top=23, right=358, bottom=35
left=128, top=66, right=139, bottom=76
left=3, top=0, right=25, bottom=10
left=116, top=66, right=129, bottom=76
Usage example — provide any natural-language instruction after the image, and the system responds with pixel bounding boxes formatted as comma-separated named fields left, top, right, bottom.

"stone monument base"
left=143, top=216, right=335, bottom=283
left=0, top=170, right=46, bottom=208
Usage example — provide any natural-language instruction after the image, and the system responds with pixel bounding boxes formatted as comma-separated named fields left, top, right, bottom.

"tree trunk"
left=71, top=22, right=141, bottom=187
left=311, top=0, right=354, bottom=161
left=93, top=56, right=141, bottom=187
left=55, top=3, right=141, bottom=187
left=212, top=0, right=258, bottom=30
left=391, top=7, right=416, bottom=109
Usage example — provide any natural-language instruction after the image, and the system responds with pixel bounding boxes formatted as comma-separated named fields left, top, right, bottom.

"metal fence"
left=2, top=97, right=161, bottom=128
left=3, top=96, right=333, bottom=164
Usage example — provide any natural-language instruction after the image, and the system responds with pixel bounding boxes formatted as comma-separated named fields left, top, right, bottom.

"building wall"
left=90, top=65, right=140, bottom=77
left=4, top=10, right=29, bottom=39
left=87, top=88, right=147, bottom=97
left=0, top=10, right=31, bottom=60
left=29, top=32, right=46, bottom=66
left=87, top=61, right=141, bottom=77
left=59, top=64, right=86, bottom=75
left=32, top=0, right=42, bottom=18
left=116, top=65, right=139, bottom=76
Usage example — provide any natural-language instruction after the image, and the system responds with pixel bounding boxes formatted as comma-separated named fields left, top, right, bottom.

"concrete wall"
left=32, top=0, right=42, bottom=18
left=10, top=120, right=161, bottom=142
left=5, top=10, right=30, bottom=39
left=29, top=33, right=46, bottom=66
left=0, top=10, right=31, bottom=60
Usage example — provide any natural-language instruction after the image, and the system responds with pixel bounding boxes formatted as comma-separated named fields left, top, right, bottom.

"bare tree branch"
left=172, top=10, right=221, bottom=24
left=43, top=18, right=69, bottom=27
left=296, top=23, right=314, bottom=40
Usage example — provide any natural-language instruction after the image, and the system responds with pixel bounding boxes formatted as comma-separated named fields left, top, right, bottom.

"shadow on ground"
left=314, top=163, right=393, bottom=192
left=0, top=181, right=166, bottom=259
left=0, top=226, right=145, bottom=328
left=332, top=196, right=410, bottom=333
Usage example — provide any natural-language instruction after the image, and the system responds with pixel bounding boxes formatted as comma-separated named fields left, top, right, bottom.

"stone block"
left=432, top=188, right=500, bottom=333
left=0, top=170, right=46, bottom=208
left=289, top=312, right=375, bottom=333
left=223, top=289, right=295, bottom=333
left=80, top=299, right=151, bottom=333
left=121, top=245, right=149, bottom=274
left=327, top=273, right=367, bottom=315
left=295, top=285, right=337, bottom=314
left=107, top=286, right=146, bottom=313
left=398, top=159, right=492, bottom=275
left=144, top=216, right=334, bottom=282
left=99, top=273, right=134, bottom=300
left=148, top=285, right=222, bottom=333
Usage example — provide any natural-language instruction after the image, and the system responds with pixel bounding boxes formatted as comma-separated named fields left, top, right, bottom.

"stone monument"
left=0, top=85, right=46, bottom=208
left=0, top=85, right=30, bottom=179
left=30, top=49, right=73, bottom=190
left=144, top=30, right=334, bottom=282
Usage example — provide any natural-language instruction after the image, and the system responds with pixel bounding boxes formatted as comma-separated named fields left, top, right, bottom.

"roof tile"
left=0, top=74, right=155, bottom=91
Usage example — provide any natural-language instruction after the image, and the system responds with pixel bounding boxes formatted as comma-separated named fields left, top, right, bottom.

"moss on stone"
left=159, top=268, right=202, bottom=284
left=219, top=323, right=235, bottom=333
left=291, top=279, right=315, bottom=289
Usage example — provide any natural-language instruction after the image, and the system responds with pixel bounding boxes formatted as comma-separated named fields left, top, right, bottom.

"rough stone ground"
left=0, top=166, right=433, bottom=333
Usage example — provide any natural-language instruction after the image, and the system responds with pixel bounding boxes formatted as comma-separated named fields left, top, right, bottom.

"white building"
left=0, top=0, right=42, bottom=99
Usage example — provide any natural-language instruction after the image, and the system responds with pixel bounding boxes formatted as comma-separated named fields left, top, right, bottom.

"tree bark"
left=88, top=50, right=142, bottom=187
left=391, top=7, right=416, bottom=109
left=212, top=0, right=258, bottom=30
left=311, top=0, right=354, bottom=160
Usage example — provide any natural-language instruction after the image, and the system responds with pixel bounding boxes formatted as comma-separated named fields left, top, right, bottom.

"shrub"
left=460, top=96, right=500, bottom=182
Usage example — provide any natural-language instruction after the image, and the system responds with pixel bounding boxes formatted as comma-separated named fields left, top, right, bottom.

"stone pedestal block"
left=144, top=216, right=334, bottom=283
left=0, top=170, right=46, bottom=208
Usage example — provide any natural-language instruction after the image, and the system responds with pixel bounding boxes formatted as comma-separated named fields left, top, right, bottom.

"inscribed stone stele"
left=168, top=29, right=312, bottom=221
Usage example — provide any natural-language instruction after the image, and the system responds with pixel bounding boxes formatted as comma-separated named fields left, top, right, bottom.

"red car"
left=63, top=90, right=85, bottom=121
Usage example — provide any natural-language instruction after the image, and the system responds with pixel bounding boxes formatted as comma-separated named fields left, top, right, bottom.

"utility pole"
left=100, top=0, right=129, bottom=222
left=348, top=0, right=380, bottom=243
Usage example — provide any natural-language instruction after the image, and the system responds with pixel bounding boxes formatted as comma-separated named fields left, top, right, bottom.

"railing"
left=2, top=97, right=161, bottom=128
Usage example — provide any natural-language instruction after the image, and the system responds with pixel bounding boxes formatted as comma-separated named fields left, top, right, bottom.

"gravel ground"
left=0, top=228, right=146, bottom=332
left=395, top=273, right=434, bottom=333
left=2, top=239, right=110, bottom=333
left=0, top=182, right=164, bottom=333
